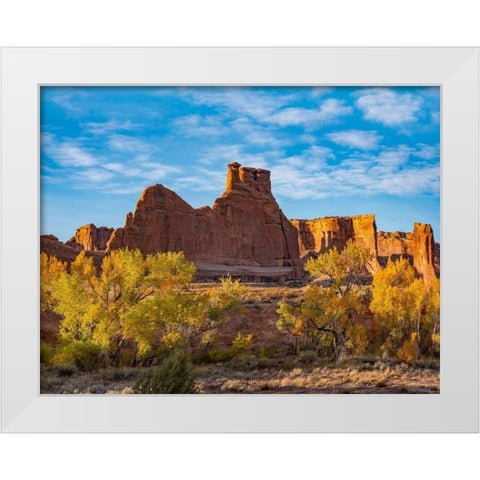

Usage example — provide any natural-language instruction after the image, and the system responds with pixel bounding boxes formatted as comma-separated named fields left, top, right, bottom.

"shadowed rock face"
left=65, top=224, right=114, bottom=251
left=107, top=162, right=301, bottom=278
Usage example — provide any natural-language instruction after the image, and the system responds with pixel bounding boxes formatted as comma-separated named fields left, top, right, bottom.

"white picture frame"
left=1, top=47, right=478, bottom=433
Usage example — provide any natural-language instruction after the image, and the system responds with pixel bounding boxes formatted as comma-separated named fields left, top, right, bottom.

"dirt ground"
left=40, top=359, right=439, bottom=395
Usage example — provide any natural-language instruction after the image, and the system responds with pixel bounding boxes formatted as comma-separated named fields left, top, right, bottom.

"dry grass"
left=194, top=361, right=439, bottom=394
left=41, top=359, right=439, bottom=394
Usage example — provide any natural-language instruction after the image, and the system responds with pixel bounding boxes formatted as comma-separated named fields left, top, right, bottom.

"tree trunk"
left=333, top=332, right=347, bottom=364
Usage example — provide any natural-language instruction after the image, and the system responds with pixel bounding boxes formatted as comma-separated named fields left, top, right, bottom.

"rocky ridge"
left=41, top=163, right=439, bottom=284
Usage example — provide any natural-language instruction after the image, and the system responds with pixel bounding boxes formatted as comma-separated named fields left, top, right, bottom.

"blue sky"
left=40, top=86, right=440, bottom=243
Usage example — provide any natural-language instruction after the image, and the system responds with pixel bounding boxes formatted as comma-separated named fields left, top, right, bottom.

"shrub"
left=52, top=341, right=103, bottom=371
left=229, top=333, right=254, bottom=357
left=258, top=345, right=276, bottom=359
left=56, top=363, right=78, bottom=377
left=87, top=384, right=107, bottom=394
left=203, top=333, right=254, bottom=363
left=40, top=341, right=53, bottom=365
left=102, top=367, right=131, bottom=381
left=205, top=348, right=229, bottom=363
left=397, top=339, right=420, bottom=364
left=132, top=349, right=197, bottom=394
left=297, top=349, right=317, bottom=365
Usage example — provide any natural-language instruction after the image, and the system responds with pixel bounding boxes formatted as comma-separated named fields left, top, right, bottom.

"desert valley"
left=40, top=162, right=440, bottom=394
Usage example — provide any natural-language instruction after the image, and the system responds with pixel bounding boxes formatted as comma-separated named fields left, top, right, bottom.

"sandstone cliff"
left=65, top=224, right=114, bottom=251
left=377, top=231, right=414, bottom=264
left=290, top=214, right=439, bottom=284
left=290, top=214, right=381, bottom=271
left=107, top=162, right=301, bottom=279
left=42, top=162, right=439, bottom=285
left=412, top=223, right=437, bottom=288
left=377, top=228, right=440, bottom=280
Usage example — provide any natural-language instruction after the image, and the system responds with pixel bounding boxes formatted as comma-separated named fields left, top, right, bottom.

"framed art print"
left=1, top=47, right=478, bottom=432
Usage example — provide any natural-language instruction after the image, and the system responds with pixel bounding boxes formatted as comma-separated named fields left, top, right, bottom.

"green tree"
left=277, top=240, right=371, bottom=362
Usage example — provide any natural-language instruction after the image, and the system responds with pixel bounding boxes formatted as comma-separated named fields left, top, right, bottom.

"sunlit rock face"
left=65, top=224, right=114, bottom=251
left=290, top=214, right=381, bottom=272
left=45, top=162, right=439, bottom=285
left=106, top=162, right=301, bottom=278
left=412, top=223, right=437, bottom=288
left=291, top=215, right=439, bottom=284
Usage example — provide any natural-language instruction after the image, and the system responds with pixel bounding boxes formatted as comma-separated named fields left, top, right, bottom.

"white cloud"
left=270, top=145, right=439, bottom=201
left=196, top=144, right=270, bottom=169
left=310, top=87, right=334, bottom=98
left=50, top=90, right=88, bottom=113
left=83, top=120, right=141, bottom=135
left=103, top=162, right=143, bottom=177
left=137, top=161, right=182, bottom=182
left=299, top=134, right=317, bottom=144
left=108, top=134, right=156, bottom=154
left=173, top=167, right=227, bottom=193
left=326, top=130, right=383, bottom=150
left=354, top=88, right=423, bottom=126
left=73, top=168, right=115, bottom=183
left=413, top=143, right=439, bottom=160
left=179, top=88, right=296, bottom=121
left=42, top=133, right=99, bottom=167
left=230, top=117, right=291, bottom=148
left=172, top=114, right=229, bottom=137
left=267, top=98, right=352, bottom=127
left=270, top=164, right=331, bottom=200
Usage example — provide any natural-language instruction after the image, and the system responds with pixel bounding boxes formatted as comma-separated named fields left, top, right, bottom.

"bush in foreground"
left=132, top=349, right=197, bottom=394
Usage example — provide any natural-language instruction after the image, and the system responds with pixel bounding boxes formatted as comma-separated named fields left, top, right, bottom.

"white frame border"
left=1, top=47, right=478, bottom=432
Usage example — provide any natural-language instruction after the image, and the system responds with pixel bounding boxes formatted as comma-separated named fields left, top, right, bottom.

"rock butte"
left=66, top=224, right=114, bottom=251
left=41, top=163, right=440, bottom=285
left=106, top=162, right=301, bottom=281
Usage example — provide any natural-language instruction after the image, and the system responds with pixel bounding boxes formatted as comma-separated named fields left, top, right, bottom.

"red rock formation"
left=290, top=217, right=354, bottom=254
left=291, top=214, right=380, bottom=271
left=107, top=163, right=301, bottom=278
left=377, top=231, right=414, bottom=266
left=41, top=234, right=105, bottom=267
left=412, top=223, right=436, bottom=287
left=291, top=214, right=441, bottom=283
left=377, top=228, right=440, bottom=283
left=66, top=224, right=114, bottom=251
left=43, top=163, right=439, bottom=286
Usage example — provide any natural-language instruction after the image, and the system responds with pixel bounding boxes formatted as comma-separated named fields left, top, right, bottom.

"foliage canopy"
left=42, top=249, right=244, bottom=367
left=278, top=240, right=371, bottom=361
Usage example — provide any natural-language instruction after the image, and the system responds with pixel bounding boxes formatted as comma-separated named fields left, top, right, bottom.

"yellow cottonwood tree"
left=50, top=249, right=243, bottom=365
left=277, top=240, right=371, bottom=361
left=370, top=257, right=430, bottom=356
left=40, top=252, right=67, bottom=312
